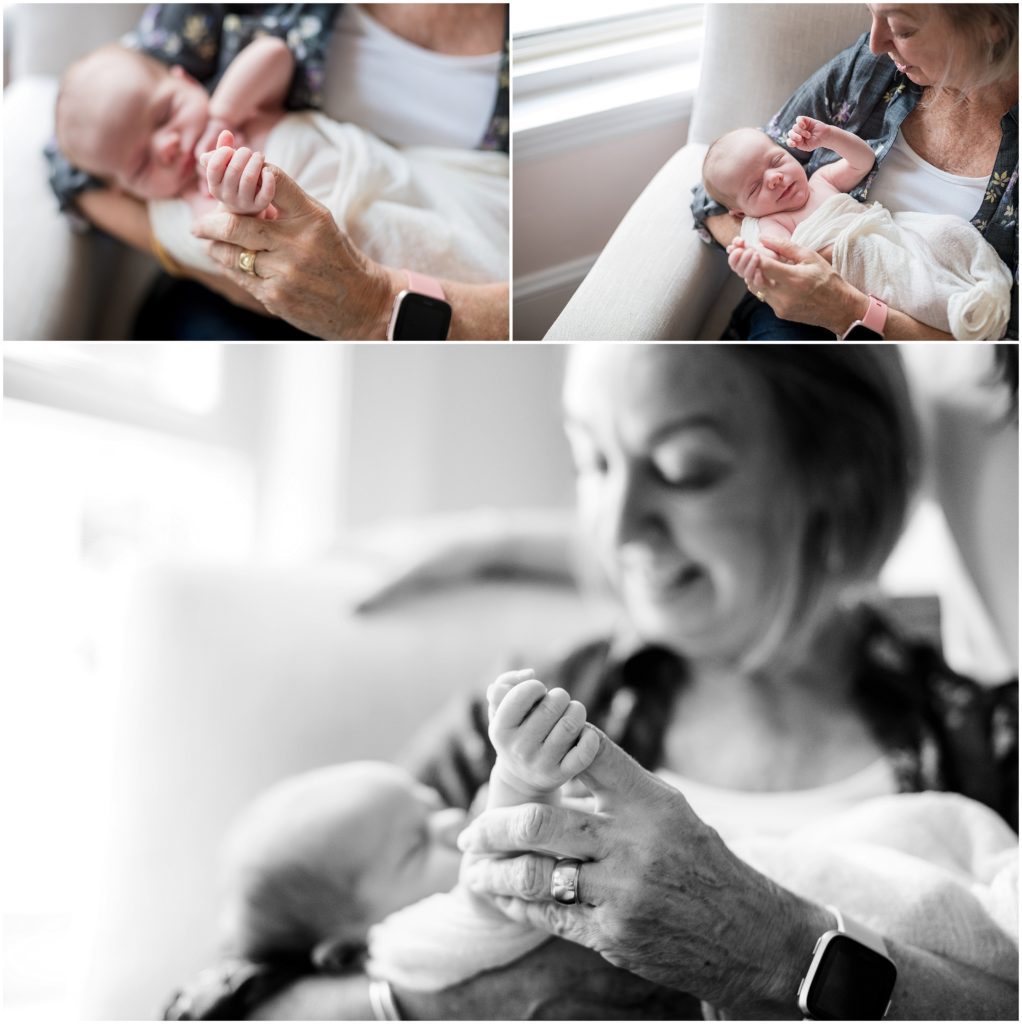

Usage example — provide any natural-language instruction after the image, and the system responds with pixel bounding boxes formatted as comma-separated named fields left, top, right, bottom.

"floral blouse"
left=48, top=3, right=510, bottom=214
left=689, top=32, right=1019, bottom=340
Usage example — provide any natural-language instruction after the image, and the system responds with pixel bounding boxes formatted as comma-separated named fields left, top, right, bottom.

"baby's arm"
left=195, top=36, right=295, bottom=159
left=787, top=115, right=876, bottom=193
left=486, top=670, right=599, bottom=809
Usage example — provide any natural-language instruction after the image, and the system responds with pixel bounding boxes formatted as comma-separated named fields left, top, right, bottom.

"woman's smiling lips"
left=623, top=561, right=706, bottom=600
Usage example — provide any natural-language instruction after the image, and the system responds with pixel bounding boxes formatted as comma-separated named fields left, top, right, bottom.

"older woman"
left=167, top=346, right=1016, bottom=1020
left=55, top=3, right=509, bottom=340
left=693, top=4, right=1018, bottom=340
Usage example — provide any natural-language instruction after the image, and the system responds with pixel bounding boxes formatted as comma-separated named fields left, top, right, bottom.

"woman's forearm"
left=444, top=280, right=509, bottom=341
left=725, top=881, right=1017, bottom=1020
left=75, top=188, right=153, bottom=252
left=247, top=973, right=373, bottom=1020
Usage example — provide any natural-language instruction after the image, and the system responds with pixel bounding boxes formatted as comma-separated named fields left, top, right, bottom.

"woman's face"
left=563, top=346, right=796, bottom=664
left=866, top=4, right=962, bottom=88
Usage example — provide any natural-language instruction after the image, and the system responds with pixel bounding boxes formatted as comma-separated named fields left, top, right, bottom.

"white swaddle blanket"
left=366, top=884, right=548, bottom=991
left=741, top=192, right=1012, bottom=340
left=732, top=791, right=1018, bottom=983
left=149, top=111, right=508, bottom=283
left=366, top=789, right=1017, bottom=992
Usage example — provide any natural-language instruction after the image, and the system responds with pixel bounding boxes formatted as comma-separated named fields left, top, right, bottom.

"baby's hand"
left=487, top=673, right=599, bottom=796
left=787, top=115, right=828, bottom=152
left=201, top=129, right=276, bottom=216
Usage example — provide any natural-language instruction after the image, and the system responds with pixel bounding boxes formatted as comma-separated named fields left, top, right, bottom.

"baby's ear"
left=728, top=208, right=745, bottom=221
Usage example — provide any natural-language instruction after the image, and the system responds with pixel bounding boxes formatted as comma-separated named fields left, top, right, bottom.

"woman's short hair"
left=724, top=345, right=920, bottom=664
left=934, top=4, right=1018, bottom=93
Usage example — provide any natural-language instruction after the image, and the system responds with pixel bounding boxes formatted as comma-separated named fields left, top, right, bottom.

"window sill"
left=513, top=63, right=697, bottom=161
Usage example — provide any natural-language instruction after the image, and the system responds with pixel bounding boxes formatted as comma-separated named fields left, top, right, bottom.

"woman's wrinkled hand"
left=457, top=728, right=814, bottom=1016
left=732, top=235, right=864, bottom=332
left=191, top=163, right=398, bottom=339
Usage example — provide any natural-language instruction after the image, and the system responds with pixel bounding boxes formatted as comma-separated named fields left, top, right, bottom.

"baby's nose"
left=155, top=131, right=180, bottom=164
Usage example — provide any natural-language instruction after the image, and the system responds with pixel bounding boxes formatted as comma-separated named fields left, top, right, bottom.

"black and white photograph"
left=2, top=342, right=1018, bottom=1019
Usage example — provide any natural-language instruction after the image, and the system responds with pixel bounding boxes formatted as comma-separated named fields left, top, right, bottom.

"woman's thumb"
left=576, top=727, right=660, bottom=809
left=266, top=163, right=320, bottom=218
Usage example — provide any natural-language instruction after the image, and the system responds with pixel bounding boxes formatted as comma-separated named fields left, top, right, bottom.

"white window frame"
left=513, top=3, right=703, bottom=161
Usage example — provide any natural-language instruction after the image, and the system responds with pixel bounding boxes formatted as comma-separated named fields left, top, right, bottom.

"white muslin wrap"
left=732, top=792, right=1018, bottom=983
left=741, top=192, right=1012, bottom=340
left=366, top=885, right=548, bottom=992
left=148, top=111, right=508, bottom=282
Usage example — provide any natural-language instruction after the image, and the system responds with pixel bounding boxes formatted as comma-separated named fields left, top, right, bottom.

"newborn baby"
left=55, top=38, right=288, bottom=217
left=219, top=761, right=466, bottom=969
left=219, top=669, right=595, bottom=982
left=703, top=117, right=1012, bottom=339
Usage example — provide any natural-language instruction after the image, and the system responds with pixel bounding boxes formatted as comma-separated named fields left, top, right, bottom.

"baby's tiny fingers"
left=559, top=724, right=601, bottom=778
left=254, top=168, right=276, bottom=210
left=490, top=677, right=548, bottom=732
left=543, top=700, right=587, bottom=760
left=238, top=151, right=265, bottom=205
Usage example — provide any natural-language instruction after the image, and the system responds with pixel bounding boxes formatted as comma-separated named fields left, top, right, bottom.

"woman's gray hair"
left=724, top=345, right=920, bottom=669
left=932, top=4, right=1018, bottom=94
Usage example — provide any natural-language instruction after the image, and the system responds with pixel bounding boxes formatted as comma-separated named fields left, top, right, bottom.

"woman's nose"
left=606, top=466, right=662, bottom=549
left=868, top=18, right=890, bottom=55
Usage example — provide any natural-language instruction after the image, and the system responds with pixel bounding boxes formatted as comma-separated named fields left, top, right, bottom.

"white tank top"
left=868, top=129, right=988, bottom=221
left=322, top=5, right=501, bottom=150
left=656, top=758, right=897, bottom=843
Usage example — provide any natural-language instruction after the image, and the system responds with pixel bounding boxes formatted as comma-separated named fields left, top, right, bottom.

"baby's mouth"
left=779, top=182, right=796, bottom=203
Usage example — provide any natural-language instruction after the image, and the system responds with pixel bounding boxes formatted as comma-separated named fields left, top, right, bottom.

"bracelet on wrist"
left=368, top=978, right=402, bottom=1021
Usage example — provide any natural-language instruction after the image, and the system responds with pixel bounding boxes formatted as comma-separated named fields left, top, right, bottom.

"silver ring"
left=550, top=858, right=583, bottom=905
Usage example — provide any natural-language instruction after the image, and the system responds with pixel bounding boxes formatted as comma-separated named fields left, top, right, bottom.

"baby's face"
left=715, top=130, right=810, bottom=219
left=356, top=781, right=467, bottom=923
left=73, top=52, right=209, bottom=199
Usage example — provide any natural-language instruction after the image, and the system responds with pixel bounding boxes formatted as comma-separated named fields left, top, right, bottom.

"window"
left=513, top=2, right=703, bottom=158
left=2, top=346, right=259, bottom=1016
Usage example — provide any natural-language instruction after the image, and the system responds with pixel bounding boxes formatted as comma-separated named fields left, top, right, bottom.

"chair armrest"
left=544, top=144, right=730, bottom=340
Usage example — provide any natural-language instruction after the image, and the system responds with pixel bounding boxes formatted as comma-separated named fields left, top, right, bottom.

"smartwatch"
left=797, top=906, right=897, bottom=1021
left=387, top=271, right=452, bottom=341
left=838, top=294, right=887, bottom=340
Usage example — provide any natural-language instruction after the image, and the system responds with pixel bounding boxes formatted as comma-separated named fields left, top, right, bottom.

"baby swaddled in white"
left=148, top=111, right=509, bottom=284
left=741, top=193, right=1012, bottom=340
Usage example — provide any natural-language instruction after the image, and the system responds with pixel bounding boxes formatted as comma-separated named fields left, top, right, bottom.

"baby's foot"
left=201, top=129, right=276, bottom=216
left=488, top=675, right=599, bottom=796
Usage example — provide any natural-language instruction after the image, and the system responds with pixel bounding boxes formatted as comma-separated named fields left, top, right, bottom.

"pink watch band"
left=840, top=294, right=887, bottom=339
left=404, top=270, right=446, bottom=301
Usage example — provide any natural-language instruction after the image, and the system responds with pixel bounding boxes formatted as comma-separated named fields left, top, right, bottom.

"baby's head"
left=219, top=762, right=466, bottom=968
left=703, top=127, right=809, bottom=219
left=55, top=44, right=208, bottom=199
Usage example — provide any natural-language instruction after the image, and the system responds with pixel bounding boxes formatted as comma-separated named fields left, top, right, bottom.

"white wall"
left=513, top=118, right=689, bottom=340
left=341, top=344, right=573, bottom=525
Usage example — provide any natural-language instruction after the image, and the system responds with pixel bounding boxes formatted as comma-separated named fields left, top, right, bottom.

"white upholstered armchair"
left=544, top=3, right=872, bottom=340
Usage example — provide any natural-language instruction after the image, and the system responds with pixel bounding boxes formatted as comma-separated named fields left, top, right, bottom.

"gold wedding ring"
left=238, top=249, right=258, bottom=276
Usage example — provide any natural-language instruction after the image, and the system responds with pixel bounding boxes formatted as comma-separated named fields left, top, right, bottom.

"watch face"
left=805, top=934, right=897, bottom=1020
left=391, top=291, right=452, bottom=341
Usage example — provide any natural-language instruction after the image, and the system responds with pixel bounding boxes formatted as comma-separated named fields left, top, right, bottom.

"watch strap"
left=827, top=904, right=887, bottom=956
left=839, top=294, right=887, bottom=340
left=404, top=270, right=446, bottom=301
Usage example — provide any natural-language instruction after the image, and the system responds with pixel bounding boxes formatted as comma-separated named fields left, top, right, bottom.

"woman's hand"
left=393, top=935, right=700, bottom=1020
left=729, top=235, right=866, bottom=334
left=458, top=728, right=832, bottom=1018
left=191, top=163, right=399, bottom=339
